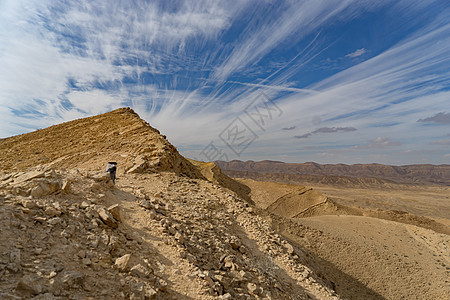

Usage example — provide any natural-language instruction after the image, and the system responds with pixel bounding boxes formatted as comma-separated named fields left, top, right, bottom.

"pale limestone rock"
left=130, top=264, right=150, bottom=278
left=31, top=181, right=60, bottom=197
left=284, top=243, right=295, bottom=255
left=61, top=180, right=71, bottom=192
left=107, top=204, right=121, bottom=221
left=97, top=207, right=118, bottom=228
left=14, top=171, right=45, bottom=184
left=115, top=254, right=131, bottom=272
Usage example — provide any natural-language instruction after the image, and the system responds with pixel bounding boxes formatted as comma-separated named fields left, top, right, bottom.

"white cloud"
left=211, top=0, right=388, bottom=81
left=0, top=0, right=448, bottom=165
left=66, top=89, right=124, bottom=115
left=346, top=48, right=367, bottom=58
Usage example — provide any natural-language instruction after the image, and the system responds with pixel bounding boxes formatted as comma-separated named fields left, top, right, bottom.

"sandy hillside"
left=0, top=108, right=339, bottom=299
left=238, top=178, right=450, bottom=299
left=0, top=107, right=201, bottom=178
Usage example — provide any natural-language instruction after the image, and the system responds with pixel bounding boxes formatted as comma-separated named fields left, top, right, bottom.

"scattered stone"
left=130, top=264, right=150, bottom=278
left=31, top=181, right=60, bottom=197
left=284, top=243, right=295, bottom=255
left=77, top=250, right=86, bottom=258
left=174, top=232, right=185, bottom=244
left=230, top=240, right=241, bottom=250
left=21, top=199, right=38, bottom=209
left=44, top=207, right=61, bottom=217
left=107, top=204, right=121, bottom=221
left=16, top=274, right=43, bottom=296
left=247, top=282, right=258, bottom=294
left=138, top=199, right=152, bottom=209
left=115, top=254, right=131, bottom=272
left=145, top=286, right=158, bottom=298
left=61, top=271, right=84, bottom=288
left=33, top=216, right=47, bottom=223
left=61, top=180, right=71, bottom=192
left=47, top=217, right=62, bottom=226
left=97, top=207, right=118, bottom=228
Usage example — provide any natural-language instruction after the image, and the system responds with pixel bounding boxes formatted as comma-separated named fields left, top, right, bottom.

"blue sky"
left=1, top=0, right=449, bottom=165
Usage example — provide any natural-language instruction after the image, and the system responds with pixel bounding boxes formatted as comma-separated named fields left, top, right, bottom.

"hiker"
left=106, top=162, right=117, bottom=184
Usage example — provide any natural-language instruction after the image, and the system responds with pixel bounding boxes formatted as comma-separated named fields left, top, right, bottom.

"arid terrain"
left=0, top=108, right=448, bottom=299
left=0, top=108, right=338, bottom=299
left=216, top=160, right=450, bottom=186
left=217, top=162, right=450, bottom=299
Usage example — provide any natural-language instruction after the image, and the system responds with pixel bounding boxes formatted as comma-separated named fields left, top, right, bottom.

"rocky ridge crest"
left=0, top=108, right=339, bottom=299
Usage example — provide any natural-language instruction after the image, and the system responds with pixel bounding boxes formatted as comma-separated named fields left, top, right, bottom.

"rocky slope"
left=0, top=108, right=339, bottom=299
left=216, top=160, right=450, bottom=185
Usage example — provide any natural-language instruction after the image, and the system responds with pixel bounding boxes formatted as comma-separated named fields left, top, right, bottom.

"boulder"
left=31, top=180, right=60, bottom=197
left=115, top=254, right=131, bottom=272
left=97, top=207, right=118, bottom=228
left=16, top=274, right=43, bottom=296
left=107, top=204, right=121, bottom=221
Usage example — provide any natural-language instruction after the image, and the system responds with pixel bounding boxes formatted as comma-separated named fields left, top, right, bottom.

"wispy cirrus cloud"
left=346, top=48, right=367, bottom=58
left=418, top=112, right=450, bottom=124
left=295, top=127, right=357, bottom=139
left=0, top=0, right=449, bottom=165
left=211, top=0, right=393, bottom=81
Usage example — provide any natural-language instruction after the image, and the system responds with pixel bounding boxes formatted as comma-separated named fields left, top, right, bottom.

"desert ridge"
left=0, top=108, right=339, bottom=299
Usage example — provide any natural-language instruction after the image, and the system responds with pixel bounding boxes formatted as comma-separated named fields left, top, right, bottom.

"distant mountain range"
left=216, top=160, right=450, bottom=185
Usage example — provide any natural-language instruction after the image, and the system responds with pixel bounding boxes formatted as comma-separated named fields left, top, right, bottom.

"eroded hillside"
left=0, top=108, right=201, bottom=178
left=0, top=108, right=339, bottom=299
